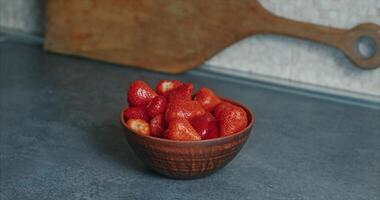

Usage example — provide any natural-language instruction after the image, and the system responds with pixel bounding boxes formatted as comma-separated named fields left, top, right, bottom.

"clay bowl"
left=120, top=98, right=255, bottom=179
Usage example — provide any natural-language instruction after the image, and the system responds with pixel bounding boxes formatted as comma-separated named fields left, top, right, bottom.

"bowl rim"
left=120, top=97, right=255, bottom=144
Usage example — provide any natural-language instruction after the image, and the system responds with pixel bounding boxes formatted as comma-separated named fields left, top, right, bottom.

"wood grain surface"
left=45, top=0, right=380, bottom=73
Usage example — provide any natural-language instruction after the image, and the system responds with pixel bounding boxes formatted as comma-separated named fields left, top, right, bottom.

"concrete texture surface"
left=1, top=41, right=379, bottom=200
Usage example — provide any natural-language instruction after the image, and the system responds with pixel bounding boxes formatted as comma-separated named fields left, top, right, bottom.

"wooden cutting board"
left=45, top=0, right=380, bottom=73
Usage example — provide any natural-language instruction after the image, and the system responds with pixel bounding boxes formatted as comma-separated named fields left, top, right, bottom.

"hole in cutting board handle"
left=343, top=23, right=380, bottom=69
left=356, top=36, right=377, bottom=59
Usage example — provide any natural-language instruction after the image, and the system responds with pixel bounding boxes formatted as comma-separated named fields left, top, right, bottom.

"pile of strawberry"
left=124, top=80, right=248, bottom=141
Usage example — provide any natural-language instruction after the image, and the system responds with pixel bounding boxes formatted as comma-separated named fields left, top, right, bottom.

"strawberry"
left=123, top=106, right=150, bottom=121
left=165, top=100, right=206, bottom=122
left=156, top=80, right=183, bottom=95
left=150, top=114, right=167, bottom=137
left=215, top=103, right=248, bottom=136
left=205, top=121, right=219, bottom=139
left=126, top=119, right=150, bottom=136
left=127, top=80, right=157, bottom=106
left=146, top=96, right=167, bottom=118
left=213, top=101, right=234, bottom=118
left=166, top=83, right=193, bottom=103
left=189, top=114, right=210, bottom=138
left=194, top=87, right=221, bottom=112
left=190, top=113, right=219, bottom=139
left=162, top=129, right=169, bottom=139
left=166, top=118, right=201, bottom=141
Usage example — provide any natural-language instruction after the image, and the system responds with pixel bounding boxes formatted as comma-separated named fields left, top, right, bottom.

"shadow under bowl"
left=120, top=98, right=255, bottom=179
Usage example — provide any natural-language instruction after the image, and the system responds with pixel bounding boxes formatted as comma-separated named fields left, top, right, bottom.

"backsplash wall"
left=206, top=0, right=380, bottom=99
left=1, top=0, right=379, bottom=99
left=0, top=0, right=44, bottom=35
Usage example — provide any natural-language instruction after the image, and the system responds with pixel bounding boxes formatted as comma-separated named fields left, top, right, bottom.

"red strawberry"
left=165, top=100, right=206, bottom=122
left=213, top=101, right=234, bottom=118
left=199, top=112, right=215, bottom=122
left=127, top=80, right=157, bottom=106
left=123, top=106, right=150, bottom=121
left=150, top=114, right=167, bottom=137
left=216, top=104, right=248, bottom=136
left=156, top=80, right=183, bottom=95
left=146, top=96, right=167, bottom=118
left=166, top=83, right=193, bottom=103
left=189, top=115, right=209, bottom=138
left=162, top=129, right=169, bottom=139
left=166, top=118, right=201, bottom=141
left=189, top=113, right=216, bottom=139
left=126, top=119, right=150, bottom=136
left=194, top=88, right=222, bottom=112
left=205, top=121, right=219, bottom=139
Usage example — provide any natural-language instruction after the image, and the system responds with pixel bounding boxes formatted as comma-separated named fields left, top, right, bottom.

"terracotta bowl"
left=120, top=98, right=255, bottom=179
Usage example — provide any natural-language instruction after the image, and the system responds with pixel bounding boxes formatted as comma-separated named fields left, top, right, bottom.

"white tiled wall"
left=1, top=0, right=379, bottom=99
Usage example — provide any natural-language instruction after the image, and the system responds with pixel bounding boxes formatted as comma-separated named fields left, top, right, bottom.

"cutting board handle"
left=253, top=8, right=380, bottom=69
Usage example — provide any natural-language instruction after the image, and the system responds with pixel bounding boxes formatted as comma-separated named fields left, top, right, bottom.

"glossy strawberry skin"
left=123, top=106, right=150, bottom=121
left=189, top=113, right=218, bottom=139
left=194, top=87, right=222, bottom=112
left=162, top=130, right=169, bottom=139
left=204, top=121, right=219, bottom=139
left=127, top=80, right=157, bottom=107
left=146, top=96, right=167, bottom=118
left=166, top=83, right=193, bottom=103
left=165, top=100, right=206, bottom=122
left=126, top=119, right=150, bottom=136
left=156, top=80, right=183, bottom=95
left=216, top=103, right=248, bottom=136
left=150, top=114, right=167, bottom=137
left=213, top=101, right=234, bottom=119
left=189, top=115, right=209, bottom=139
left=166, top=118, right=201, bottom=141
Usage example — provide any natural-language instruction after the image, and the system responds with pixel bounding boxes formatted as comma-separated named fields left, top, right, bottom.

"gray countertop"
left=1, top=41, right=379, bottom=200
